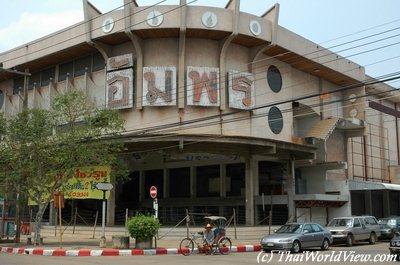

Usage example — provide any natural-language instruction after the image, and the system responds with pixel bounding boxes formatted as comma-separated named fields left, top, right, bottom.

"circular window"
left=0, top=90, right=4, bottom=109
left=267, top=65, right=282, bottom=93
left=147, top=11, right=163, bottom=27
left=268, top=106, right=283, bottom=134
left=102, top=17, right=114, bottom=33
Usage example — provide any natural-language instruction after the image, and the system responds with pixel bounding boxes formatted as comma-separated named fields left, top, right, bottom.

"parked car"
left=379, top=217, right=400, bottom=240
left=326, top=216, right=381, bottom=246
left=389, top=232, right=400, bottom=261
left=260, top=223, right=333, bottom=253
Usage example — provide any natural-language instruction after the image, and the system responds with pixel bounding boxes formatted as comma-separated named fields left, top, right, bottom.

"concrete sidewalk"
left=0, top=234, right=261, bottom=256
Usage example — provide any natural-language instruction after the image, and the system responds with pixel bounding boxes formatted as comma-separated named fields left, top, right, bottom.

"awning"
left=304, top=118, right=339, bottom=140
left=348, top=180, right=400, bottom=191
left=294, top=194, right=349, bottom=208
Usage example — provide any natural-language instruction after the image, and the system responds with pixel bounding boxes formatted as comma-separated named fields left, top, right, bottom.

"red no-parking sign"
left=150, top=186, right=157, bottom=199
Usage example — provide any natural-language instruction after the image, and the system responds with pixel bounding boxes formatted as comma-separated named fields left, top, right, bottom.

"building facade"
left=1, top=0, right=400, bottom=226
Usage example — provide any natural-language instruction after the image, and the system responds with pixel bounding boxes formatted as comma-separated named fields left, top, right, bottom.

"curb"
left=0, top=244, right=261, bottom=256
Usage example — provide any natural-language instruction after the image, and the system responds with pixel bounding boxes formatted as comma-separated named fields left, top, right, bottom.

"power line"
left=2, top=2, right=399, bottom=112
left=2, top=3, right=400, bottom=142
left=118, top=72, right=400, bottom=136
left=0, top=0, right=196, bottom=66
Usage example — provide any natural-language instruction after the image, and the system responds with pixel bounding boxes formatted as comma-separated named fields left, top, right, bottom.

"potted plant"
left=127, top=214, right=160, bottom=249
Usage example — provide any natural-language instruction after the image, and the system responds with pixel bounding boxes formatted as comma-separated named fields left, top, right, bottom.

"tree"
left=0, top=90, right=128, bottom=244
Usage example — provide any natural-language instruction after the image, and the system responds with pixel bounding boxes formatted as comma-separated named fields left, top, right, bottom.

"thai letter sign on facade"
left=228, top=70, right=255, bottom=110
left=106, top=54, right=134, bottom=109
left=142, top=66, right=177, bottom=106
left=106, top=60, right=256, bottom=110
left=186, top=66, right=220, bottom=106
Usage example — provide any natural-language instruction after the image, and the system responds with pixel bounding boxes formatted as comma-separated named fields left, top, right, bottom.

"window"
left=144, top=169, right=164, bottom=199
left=267, top=65, right=282, bottom=93
left=258, top=161, right=286, bottom=195
left=92, top=52, right=105, bottom=72
left=59, top=61, right=73, bottom=81
left=268, top=106, right=283, bottom=134
left=169, top=167, right=190, bottom=198
left=13, top=77, right=23, bottom=95
left=353, top=218, right=361, bottom=227
left=303, top=224, right=313, bottom=233
left=364, top=217, right=378, bottom=225
left=0, top=90, right=4, bottom=109
left=196, top=165, right=220, bottom=197
left=226, top=163, right=245, bottom=197
left=311, top=224, right=322, bottom=232
left=41, top=67, right=55, bottom=86
left=28, top=72, right=40, bottom=90
left=74, top=55, right=92, bottom=77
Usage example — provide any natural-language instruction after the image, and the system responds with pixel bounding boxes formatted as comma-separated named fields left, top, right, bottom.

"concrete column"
left=139, top=170, right=144, bottom=201
left=107, top=187, right=115, bottom=226
left=245, top=158, right=255, bottom=226
left=220, top=164, right=226, bottom=216
left=49, top=202, right=55, bottom=225
left=190, top=166, right=196, bottom=198
left=164, top=168, right=169, bottom=198
left=287, top=158, right=296, bottom=222
left=364, top=190, right=372, bottom=215
left=383, top=190, right=390, bottom=216
left=220, top=164, right=226, bottom=197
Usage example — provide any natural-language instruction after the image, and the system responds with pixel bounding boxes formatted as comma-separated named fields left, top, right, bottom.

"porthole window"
left=0, top=90, right=4, bottom=109
left=267, top=65, right=282, bottom=93
left=268, top=106, right=283, bottom=134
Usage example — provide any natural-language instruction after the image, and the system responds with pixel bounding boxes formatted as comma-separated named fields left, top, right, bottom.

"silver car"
left=326, top=216, right=380, bottom=246
left=260, top=223, right=333, bottom=253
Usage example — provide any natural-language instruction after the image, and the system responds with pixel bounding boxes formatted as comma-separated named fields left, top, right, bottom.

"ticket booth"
left=0, top=198, right=16, bottom=238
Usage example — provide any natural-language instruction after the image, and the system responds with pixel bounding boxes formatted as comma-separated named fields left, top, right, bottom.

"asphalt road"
left=0, top=241, right=396, bottom=265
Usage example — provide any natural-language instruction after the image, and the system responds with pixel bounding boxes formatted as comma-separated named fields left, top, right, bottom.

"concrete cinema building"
left=1, top=0, right=400, bottom=226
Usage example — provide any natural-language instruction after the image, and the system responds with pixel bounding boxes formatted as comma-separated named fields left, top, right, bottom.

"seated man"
left=203, top=223, right=215, bottom=254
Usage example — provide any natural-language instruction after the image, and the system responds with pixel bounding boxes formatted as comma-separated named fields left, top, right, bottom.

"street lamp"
left=95, top=182, right=113, bottom=248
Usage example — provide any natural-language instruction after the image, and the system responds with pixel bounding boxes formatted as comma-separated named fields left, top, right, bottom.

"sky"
left=0, top=0, right=399, bottom=87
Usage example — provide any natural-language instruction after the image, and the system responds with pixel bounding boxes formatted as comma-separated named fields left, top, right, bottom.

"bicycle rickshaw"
left=179, top=215, right=232, bottom=255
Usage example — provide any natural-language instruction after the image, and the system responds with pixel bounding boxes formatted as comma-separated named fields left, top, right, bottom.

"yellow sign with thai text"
left=63, top=166, right=111, bottom=199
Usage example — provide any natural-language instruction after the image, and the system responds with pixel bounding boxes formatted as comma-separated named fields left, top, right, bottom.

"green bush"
left=127, top=214, right=160, bottom=240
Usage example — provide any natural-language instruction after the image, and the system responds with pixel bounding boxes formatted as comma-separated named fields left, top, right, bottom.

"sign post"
left=95, top=182, right=113, bottom=248
left=149, top=186, right=158, bottom=248
left=149, top=186, right=158, bottom=219
left=53, top=192, right=64, bottom=248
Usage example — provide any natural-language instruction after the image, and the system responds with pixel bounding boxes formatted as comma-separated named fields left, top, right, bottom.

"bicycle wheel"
left=179, top=238, right=194, bottom=256
left=218, top=237, right=232, bottom=254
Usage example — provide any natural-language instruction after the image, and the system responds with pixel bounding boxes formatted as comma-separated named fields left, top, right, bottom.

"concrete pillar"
left=190, top=166, right=196, bottom=198
left=107, top=187, right=116, bottom=226
left=49, top=202, right=55, bottom=225
left=220, top=164, right=226, bottom=216
left=383, top=190, right=390, bottom=216
left=287, top=158, right=296, bottom=222
left=220, top=164, right=226, bottom=197
left=164, top=168, right=169, bottom=198
left=139, top=170, right=144, bottom=201
left=245, top=158, right=255, bottom=226
left=365, top=190, right=372, bottom=215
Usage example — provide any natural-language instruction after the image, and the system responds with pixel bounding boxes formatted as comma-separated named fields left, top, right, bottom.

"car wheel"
left=346, top=234, right=354, bottom=247
left=291, top=240, right=301, bottom=253
left=321, top=238, right=330, bottom=250
left=369, top=232, right=376, bottom=244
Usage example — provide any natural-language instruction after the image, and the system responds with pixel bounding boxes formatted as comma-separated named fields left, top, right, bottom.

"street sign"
left=95, top=182, right=113, bottom=191
left=150, top=186, right=157, bottom=199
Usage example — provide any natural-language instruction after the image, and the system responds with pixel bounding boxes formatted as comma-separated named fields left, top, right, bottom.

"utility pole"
left=0, top=64, right=31, bottom=243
